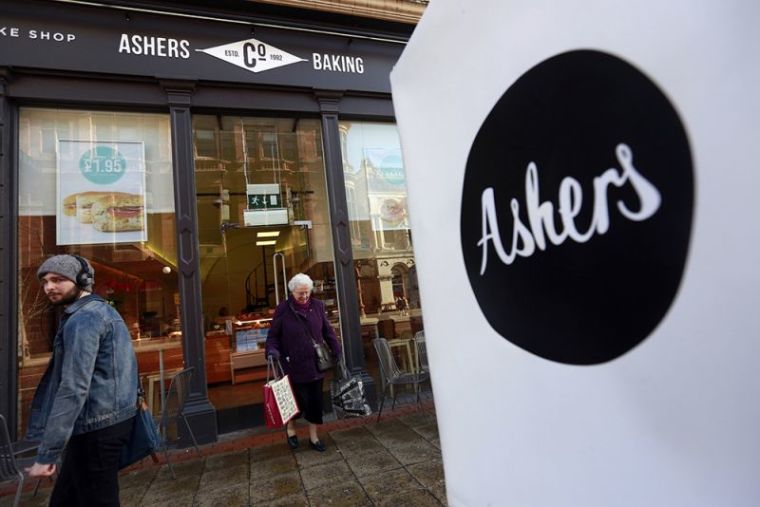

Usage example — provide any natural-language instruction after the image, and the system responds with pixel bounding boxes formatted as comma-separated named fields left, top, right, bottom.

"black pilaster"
left=0, top=69, right=18, bottom=433
left=163, top=80, right=218, bottom=444
left=316, top=90, right=377, bottom=408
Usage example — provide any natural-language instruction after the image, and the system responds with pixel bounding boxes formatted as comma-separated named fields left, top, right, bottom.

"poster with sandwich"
left=363, top=147, right=410, bottom=231
left=57, top=140, right=147, bottom=245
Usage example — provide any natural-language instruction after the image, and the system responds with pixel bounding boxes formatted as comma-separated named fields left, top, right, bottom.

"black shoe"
left=287, top=434, right=299, bottom=450
left=309, top=440, right=326, bottom=452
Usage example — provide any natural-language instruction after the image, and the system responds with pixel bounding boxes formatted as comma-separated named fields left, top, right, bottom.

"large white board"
left=391, top=1, right=760, bottom=505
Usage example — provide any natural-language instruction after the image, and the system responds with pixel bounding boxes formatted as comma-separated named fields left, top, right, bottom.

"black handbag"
left=293, top=305, right=335, bottom=371
left=314, top=340, right=335, bottom=372
left=119, top=388, right=160, bottom=469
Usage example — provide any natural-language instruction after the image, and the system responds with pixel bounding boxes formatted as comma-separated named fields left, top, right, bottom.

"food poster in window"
left=56, top=140, right=148, bottom=245
left=364, top=147, right=410, bottom=231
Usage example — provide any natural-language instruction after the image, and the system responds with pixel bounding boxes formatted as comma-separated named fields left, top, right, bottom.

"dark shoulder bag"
left=293, top=305, right=335, bottom=372
left=119, top=385, right=161, bottom=469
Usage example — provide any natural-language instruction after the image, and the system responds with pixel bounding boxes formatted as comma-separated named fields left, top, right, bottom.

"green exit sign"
left=246, top=184, right=281, bottom=209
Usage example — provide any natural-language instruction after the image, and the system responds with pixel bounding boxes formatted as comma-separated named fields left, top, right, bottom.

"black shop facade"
left=0, top=0, right=425, bottom=444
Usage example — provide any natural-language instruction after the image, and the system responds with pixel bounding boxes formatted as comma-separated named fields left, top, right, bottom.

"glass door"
left=193, top=115, right=339, bottom=432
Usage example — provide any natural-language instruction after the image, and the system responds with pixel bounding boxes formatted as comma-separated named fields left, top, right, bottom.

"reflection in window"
left=339, top=121, right=424, bottom=339
left=17, top=107, right=181, bottom=436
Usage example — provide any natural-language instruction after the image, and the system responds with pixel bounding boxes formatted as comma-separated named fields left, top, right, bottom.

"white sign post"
left=391, top=1, right=760, bottom=505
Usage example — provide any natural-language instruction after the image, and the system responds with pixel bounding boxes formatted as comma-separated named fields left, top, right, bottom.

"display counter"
left=204, top=315, right=272, bottom=385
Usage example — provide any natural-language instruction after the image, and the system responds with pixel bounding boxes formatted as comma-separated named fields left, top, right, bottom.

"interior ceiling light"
left=256, top=240, right=277, bottom=246
left=256, top=231, right=281, bottom=238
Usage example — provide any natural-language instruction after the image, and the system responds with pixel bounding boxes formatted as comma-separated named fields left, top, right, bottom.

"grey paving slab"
left=254, top=492, right=310, bottom=506
left=344, top=448, right=403, bottom=478
left=249, top=442, right=289, bottom=463
left=329, top=426, right=385, bottom=455
left=431, top=485, right=448, bottom=506
left=371, top=429, right=425, bottom=450
left=119, top=467, right=160, bottom=490
left=411, top=422, right=440, bottom=442
left=307, top=480, right=372, bottom=507
left=293, top=440, right=344, bottom=469
left=156, top=459, right=206, bottom=480
left=328, top=426, right=375, bottom=443
left=249, top=471, right=303, bottom=504
left=193, top=483, right=249, bottom=507
left=250, top=454, right=298, bottom=483
left=119, top=483, right=150, bottom=506
left=140, top=493, right=196, bottom=507
left=366, top=419, right=412, bottom=436
left=359, top=467, right=425, bottom=504
left=376, top=488, right=443, bottom=507
left=398, top=412, right=438, bottom=429
left=198, top=463, right=248, bottom=492
left=1, top=406, right=446, bottom=507
left=386, top=440, right=441, bottom=466
left=203, top=449, right=248, bottom=471
left=406, top=459, right=446, bottom=491
left=299, top=460, right=354, bottom=491
left=140, top=470, right=201, bottom=506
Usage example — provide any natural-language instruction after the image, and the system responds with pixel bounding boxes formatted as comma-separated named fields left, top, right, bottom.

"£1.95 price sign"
left=79, top=145, right=126, bottom=184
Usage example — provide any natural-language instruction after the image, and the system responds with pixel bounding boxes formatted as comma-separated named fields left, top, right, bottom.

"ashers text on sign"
left=118, top=33, right=190, bottom=59
left=477, top=143, right=661, bottom=274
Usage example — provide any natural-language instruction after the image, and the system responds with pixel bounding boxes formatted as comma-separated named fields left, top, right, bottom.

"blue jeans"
left=49, top=417, right=134, bottom=507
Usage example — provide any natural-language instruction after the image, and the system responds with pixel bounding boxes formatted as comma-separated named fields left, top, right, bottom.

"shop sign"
left=1, top=3, right=400, bottom=92
left=57, top=140, right=147, bottom=245
left=197, top=38, right=306, bottom=73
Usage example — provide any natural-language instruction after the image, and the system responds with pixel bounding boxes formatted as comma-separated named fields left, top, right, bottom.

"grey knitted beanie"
left=37, top=255, right=94, bottom=291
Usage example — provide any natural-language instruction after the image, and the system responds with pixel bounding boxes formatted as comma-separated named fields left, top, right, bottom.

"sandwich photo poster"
left=56, top=140, right=148, bottom=245
left=364, top=147, right=410, bottom=232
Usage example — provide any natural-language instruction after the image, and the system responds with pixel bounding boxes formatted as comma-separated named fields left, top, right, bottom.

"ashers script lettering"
left=477, top=143, right=661, bottom=274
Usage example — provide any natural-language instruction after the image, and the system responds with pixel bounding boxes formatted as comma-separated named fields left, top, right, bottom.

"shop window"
left=17, top=108, right=181, bottom=435
left=192, top=115, right=340, bottom=432
left=338, top=120, right=425, bottom=355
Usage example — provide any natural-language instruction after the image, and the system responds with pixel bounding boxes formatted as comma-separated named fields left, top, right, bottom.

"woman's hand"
left=26, top=462, right=56, bottom=478
left=268, top=349, right=280, bottom=360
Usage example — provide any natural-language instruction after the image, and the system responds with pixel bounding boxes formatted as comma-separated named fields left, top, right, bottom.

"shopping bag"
left=264, top=358, right=299, bottom=429
left=119, top=391, right=161, bottom=469
left=331, top=360, right=372, bottom=419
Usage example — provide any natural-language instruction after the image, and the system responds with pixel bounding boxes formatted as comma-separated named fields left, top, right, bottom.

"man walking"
left=26, top=254, right=138, bottom=506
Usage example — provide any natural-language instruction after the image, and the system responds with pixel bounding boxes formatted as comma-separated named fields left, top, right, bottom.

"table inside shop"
left=132, top=336, right=184, bottom=413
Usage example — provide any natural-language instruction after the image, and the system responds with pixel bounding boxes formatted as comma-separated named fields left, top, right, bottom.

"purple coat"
left=265, top=296, right=342, bottom=383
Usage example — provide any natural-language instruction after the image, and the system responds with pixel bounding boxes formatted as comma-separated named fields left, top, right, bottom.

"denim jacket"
left=26, top=294, right=138, bottom=464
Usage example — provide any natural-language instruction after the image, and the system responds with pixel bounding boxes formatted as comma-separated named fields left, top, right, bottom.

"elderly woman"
left=265, top=273, right=341, bottom=452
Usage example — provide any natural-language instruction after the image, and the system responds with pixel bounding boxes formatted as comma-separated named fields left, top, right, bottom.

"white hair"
left=288, top=273, right=314, bottom=293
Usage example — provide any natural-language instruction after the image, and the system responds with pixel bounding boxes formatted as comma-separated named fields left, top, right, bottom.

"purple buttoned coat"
left=265, top=296, right=342, bottom=383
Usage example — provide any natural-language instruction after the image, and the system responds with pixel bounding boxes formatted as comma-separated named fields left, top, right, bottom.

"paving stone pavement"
left=1, top=406, right=446, bottom=507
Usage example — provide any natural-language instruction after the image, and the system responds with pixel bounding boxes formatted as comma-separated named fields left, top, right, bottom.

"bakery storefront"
left=0, top=0, right=426, bottom=443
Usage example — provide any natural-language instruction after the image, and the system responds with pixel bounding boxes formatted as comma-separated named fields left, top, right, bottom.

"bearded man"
left=26, top=254, right=137, bottom=506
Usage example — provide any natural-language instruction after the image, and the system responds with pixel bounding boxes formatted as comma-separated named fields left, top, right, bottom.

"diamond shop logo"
left=460, top=50, right=694, bottom=365
left=197, top=38, right=306, bottom=73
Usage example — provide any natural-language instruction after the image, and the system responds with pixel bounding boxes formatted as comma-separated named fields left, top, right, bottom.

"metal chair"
left=373, top=337, right=429, bottom=421
left=413, top=331, right=429, bottom=375
left=156, top=367, right=202, bottom=478
left=1, top=414, right=40, bottom=507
